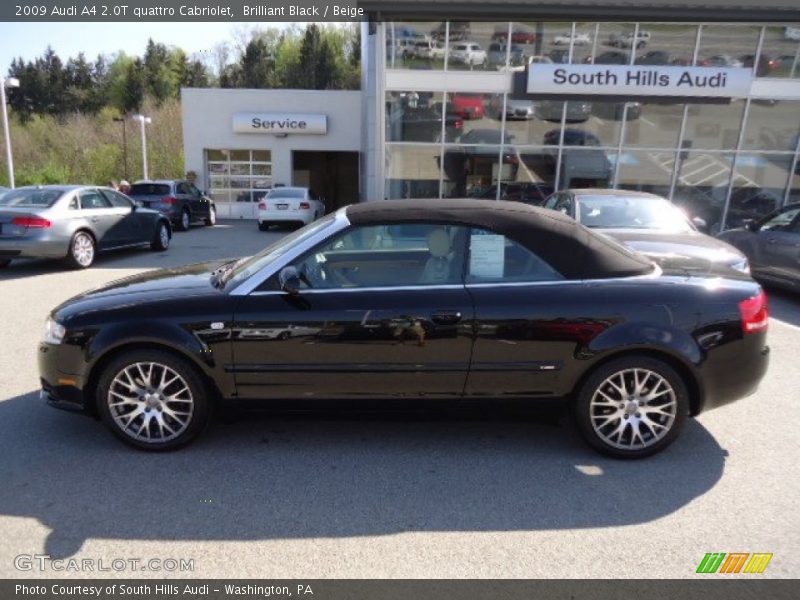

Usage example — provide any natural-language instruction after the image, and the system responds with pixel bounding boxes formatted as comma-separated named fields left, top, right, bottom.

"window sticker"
left=470, top=234, right=505, bottom=278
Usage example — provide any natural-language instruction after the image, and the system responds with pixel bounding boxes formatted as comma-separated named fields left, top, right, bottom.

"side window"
left=466, top=228, right=563, bottom=283
left=176, top=182, right=190, bottom=195
left=101, top=189, right=133, bottom=208
left=189, top=184, right=202, bottom=197
left=68, top=196, right=78, bottom=210
left=79, top=190, right=111, bottom=210
left=281, top=223, right=467, bottom=290
left=544, top=194, right=559, bottom=209
left=761, top=208, right=800, bottom=231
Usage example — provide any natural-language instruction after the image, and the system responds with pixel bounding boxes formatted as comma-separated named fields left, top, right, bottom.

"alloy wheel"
left=107, top=362, right=194, bottom=443
left=181, top=210, right=190, bottom=230
left=159, top=224, right=170, bottom=248
left=72, top=233, right=95, bottom=267
left=589, top=368, right=677, bottom=451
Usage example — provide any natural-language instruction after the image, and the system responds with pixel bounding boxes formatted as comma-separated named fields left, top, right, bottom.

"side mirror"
left=133, top=200, right=144, bottom=209
left=279, top=266, right=301, bottom=295
left=691, top=216, right=708, bottom=232
left=745, top=220, right=759, bottom=232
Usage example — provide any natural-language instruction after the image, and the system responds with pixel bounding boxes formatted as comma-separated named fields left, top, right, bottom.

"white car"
left=609, top=31, right=651, bottom=48
left=553, top=32, right=592, bottom=46
left=257, top=187, right=325, bottom=231
left=449, top=42, right=487, bottom=66
left=413, top=39, right=446, bottom=60
left=785, top=26, right=800, bottom=41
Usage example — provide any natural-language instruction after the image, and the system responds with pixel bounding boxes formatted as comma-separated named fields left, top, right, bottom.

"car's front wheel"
left=573, top=356, right=688, bottom=458
left=258, top=221, right=269, bottom=231
left=150, top=221, right=170, bottom=251
left=65, top=231, right=96, bottom=269
left=204, top=206, right=216, bottom=227
left=176, top=208, right=191, bottom=232
left=96, top=350, right=211, bottom=451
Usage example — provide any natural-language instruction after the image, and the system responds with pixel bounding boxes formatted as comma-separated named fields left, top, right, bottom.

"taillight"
left=12, top=217, right=52, bottom=228
left=455, top=120, right=463, bottom=129
left=739, top=290, right=768, bottom=333
left=161, top=196, right=177, bottom=204
left=299, top=202, right=310, bottom=210
left=257, top=202, right=266, bottom=210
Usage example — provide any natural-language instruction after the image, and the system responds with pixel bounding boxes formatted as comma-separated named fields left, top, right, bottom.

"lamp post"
left=0, top=76, right=20, bottom=188
left=113, top=116, right=129, bottom=182
left=131, top=114, right=152, bottom=180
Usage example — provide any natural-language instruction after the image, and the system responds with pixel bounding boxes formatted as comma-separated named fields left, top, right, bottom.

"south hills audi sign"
left=233, top=113, right=328, bottom=135
left=528, top=65, right=754, bottom=98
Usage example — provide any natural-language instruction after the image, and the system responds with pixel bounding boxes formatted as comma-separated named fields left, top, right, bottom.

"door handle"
left=766, top=238, right=777, bottom=244
left=431, top=311, right=462, bottom=325
left=91, top=217, right=99, bottom=223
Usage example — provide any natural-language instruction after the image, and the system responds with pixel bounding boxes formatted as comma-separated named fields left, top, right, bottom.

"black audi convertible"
left=39, top=200, right=770, bottom=458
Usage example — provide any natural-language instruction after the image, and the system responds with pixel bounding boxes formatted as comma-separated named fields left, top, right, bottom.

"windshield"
left=0, top=188, right=65, bottom=207
left=225, top=214, right=336, bottom=288
left=576, top=196, right=694, bottom=232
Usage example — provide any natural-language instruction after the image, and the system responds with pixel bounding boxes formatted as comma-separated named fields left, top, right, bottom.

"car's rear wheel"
left=64, top=231, right=95, bottom=269
left=96, top=350, right=211, bottom=451
left=150, top=221, right=170, bottom=251
left=573, top=356, right=688, bottom=458
left=258, top=221, right=269, bottom=231
left=176, top=208, right=191, bottom=232
left=204, top=206, right=216, bottom=227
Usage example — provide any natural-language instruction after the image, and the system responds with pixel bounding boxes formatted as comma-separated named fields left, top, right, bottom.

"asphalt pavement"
left=0, top=220, right=797, bottom=578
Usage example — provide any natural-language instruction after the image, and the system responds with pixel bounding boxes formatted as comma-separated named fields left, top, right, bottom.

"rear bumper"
left=257, top=210, right=314, bottom=224
left=0, top=236, right=69, bottom=259
left=695, top=337, right=770, bottom=414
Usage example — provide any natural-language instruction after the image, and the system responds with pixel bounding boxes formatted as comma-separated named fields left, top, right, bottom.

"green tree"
left=120, top=58, right=145, bottom=113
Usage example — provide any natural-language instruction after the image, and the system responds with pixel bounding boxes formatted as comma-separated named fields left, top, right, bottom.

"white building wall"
left=181, top=87, right=362, bottom=195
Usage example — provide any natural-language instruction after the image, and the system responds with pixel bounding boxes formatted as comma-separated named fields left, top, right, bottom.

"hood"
left=601, top=229, right=747, bottom=268
left=52, top=259, right=235, bottom=321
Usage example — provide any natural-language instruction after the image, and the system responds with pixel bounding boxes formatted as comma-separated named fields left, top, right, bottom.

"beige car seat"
left=420, top=228, right=453, bottom=283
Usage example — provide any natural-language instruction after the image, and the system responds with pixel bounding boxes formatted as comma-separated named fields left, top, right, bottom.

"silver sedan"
left=0, top=185, right=172, bottom=269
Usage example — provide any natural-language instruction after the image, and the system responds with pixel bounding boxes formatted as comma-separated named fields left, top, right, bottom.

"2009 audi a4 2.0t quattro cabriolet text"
left=38, top=200, right=770, bottom=458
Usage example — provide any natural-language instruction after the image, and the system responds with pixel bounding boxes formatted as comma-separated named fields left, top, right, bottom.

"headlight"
left=43, top=317, right=66, bottom=345
left=731, top=257, right=750, bottom=273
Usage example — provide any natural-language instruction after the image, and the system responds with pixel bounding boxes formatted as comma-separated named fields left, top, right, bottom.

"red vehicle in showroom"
left=450, top=93, right=486, bottom=120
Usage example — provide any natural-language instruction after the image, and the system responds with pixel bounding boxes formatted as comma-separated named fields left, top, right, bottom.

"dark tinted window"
left=129, top=183, right=171, bottom=196
left=0, top=188, right=64, bottom=207
left=101, top=189, right=133, bottom=208
left=176, top=182, right=191, bottom=194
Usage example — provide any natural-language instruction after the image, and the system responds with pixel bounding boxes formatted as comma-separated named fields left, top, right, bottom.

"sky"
left=0, top=22, right=294, bottom=72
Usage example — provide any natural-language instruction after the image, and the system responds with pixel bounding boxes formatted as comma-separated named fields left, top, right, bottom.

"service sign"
left=233, top=113, right=327, bottom=135
left=527, top=65, right=753, bottom=98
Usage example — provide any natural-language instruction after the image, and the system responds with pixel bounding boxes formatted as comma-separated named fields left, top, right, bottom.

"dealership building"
left=182, top=0, right=800, bottom=230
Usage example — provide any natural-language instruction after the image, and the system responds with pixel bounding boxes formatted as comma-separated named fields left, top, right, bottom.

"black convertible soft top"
left=345, top=199, right=655, bottom=280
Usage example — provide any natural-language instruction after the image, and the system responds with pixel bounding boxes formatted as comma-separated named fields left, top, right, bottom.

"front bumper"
left=38, top=342, right=89, bottom=413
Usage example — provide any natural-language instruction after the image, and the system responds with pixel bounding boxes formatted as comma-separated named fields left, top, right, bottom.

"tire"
left=176, top=208, right=191, bottom=232
left=258, top=221, right=269, bottom=231
left=0, top=259, right=10, bottom=269
left=96, top=349, right=211, bottom=451
left=64, top=231, right=96, bottom=269
left=573, top=356, right=689, bottom=459
left=150, top=221, right=170, bottom=251
left=204, top=206, right=216, bottom=227
left=277, top=331, right=290, bottom=341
